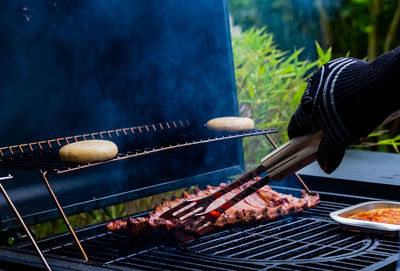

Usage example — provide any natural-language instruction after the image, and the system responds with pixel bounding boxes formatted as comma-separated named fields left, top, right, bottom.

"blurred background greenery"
left=229, top=0, right=400, bottom=60
left=29, top=0, right=400, bottom=239
left=229, top=0, right=400, bottom=168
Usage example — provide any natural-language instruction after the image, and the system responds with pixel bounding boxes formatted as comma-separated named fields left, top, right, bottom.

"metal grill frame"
left=0, top=120, right=276, bottom=174
left=0, top=121, right=278, bottom=267
left=3, top=191, right=399, bottom=271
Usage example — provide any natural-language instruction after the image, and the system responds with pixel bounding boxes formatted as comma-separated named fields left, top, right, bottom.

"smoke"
left=0, top=0, right=239, bottom=145
left=0, top=0, right=243, bottom=222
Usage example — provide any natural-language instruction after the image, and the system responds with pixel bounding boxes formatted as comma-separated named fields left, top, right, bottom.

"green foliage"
left=229, top=0, right=400, bottom=151
left=30, top=187, right=195, bottom=239
left=376, top=136, right=400, bottom=153
left=315, top=41, right=332, bottom=67
left=354, top=130, right=400, bottom=153
left=232, top=28, right=328, bottom=168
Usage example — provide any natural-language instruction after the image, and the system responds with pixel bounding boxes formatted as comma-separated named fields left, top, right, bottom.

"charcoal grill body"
left=0, top=1, right=399, bottom=271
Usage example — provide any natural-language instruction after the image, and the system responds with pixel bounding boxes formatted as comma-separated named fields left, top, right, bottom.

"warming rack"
left=0, top=119, right=278, bottom=267
left=0, top=120, right=276, bottom=174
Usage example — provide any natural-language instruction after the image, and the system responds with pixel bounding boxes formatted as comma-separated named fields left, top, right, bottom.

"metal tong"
left=160, top=131, right=323, bottom=235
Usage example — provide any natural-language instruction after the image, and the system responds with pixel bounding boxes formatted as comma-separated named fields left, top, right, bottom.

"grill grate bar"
left=302, top=202, right=349, bottom=218
left=322, top=201, right=349, bottom=207
left=94, top=234, right=138, bottom=246
left=267, top=266, right=297, bottom=271
left=361, top=250, right=400, bottom=258
left=138, top=254, right=221, bottom=271
left=46, top=239, right=133, bottom=263
left=77, top=243, right=133, bottom=260
left=354, top=253, right=390, bottom=261
left=303, top=208, right=335, bottom=215
left=319, top=235, right=367, bottom=249
left=138, top=251, right=254, bottom=271
left=50, top=245, right=122, bottom=263
left=256, top=221, right=324, bottom=240
left=380, top=239, right=400, bottom=246
left=248, top=239, right=299, bottom=259
left=304, top=205, right=335, bottom=211
left=110, top=258, right=166, bottom=271
left=299, top=227, right=339, bottom=243
left=46, top=246, right=90, bottom=259
left=240, top=226, right=339, bottom=259
left=190, top=218, right=310, bottom=254
left=375, top=245, right=400, bottom=254
left=244, top=217, right=310, bottom=235
left=100, top=232, right=149, bottom=246
left=288, top=238, right=367, bottom=260
left=341, top=257, right=378, bottom=266
left=315, top=238, right=369, bottom=259
left=152, top=250, right=262, bottom=271
left=130, top=253, right=205, bottom=271
left=105, top=252, right=141, bottom=266
left=335, top=259, right=369, bottom=269
left=297, top=262, right=360, bottom=271
left=272, top=221, right=333, bottom=239
left=264, top=237, right=363, bottom=261
left=216, top=236, right=286, bottom=257
left=276, top=264, right=325, bottom=271
left=82, top=238, right=138, bottom=254
left=0, top=128, right=276, bottom=174
left=310, top=230, right=351, bottom=246
left=185, top=219, right=291, bottom=251
left=0, top=121, right=187, bottom=156
left=268, top=245, right=330, bottom=261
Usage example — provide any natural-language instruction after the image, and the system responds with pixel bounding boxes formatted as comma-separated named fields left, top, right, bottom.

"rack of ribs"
left=106, top=177, right=320, bottom=237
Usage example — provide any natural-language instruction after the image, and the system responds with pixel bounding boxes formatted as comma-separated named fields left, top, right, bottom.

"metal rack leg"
left=0, top=174, right=52, bottom=271
left=265, top=134, right=312, bottom=194
left=39, top=170, right=88, bottom=261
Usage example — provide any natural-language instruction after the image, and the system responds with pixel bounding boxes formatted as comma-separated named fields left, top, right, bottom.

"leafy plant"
left=353, top=130, right=400, bottom=153
left=315, top=41, right=332, bottom=67
left=232, top=28, right=330, bottom=168
left=30, top=186, right=195, bottom=239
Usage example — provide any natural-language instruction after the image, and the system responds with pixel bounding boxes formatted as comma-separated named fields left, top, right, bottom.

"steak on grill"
left=106, top=178, right=320, bottom=236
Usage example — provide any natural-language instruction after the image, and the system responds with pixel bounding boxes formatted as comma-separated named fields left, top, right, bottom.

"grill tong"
left=160, top=131, right=323, bottom=235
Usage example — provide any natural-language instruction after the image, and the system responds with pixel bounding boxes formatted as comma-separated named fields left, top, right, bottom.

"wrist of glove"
left=288, top=47, right=400, bottom=173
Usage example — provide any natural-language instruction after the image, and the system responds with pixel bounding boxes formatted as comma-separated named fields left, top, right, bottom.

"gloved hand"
left=288, top=47, right=400, bottom=173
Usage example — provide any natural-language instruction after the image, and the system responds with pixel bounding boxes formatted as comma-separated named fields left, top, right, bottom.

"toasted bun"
left=206, top=117, right=255, bottom=132
left=59, top=140, right=118, bottom=163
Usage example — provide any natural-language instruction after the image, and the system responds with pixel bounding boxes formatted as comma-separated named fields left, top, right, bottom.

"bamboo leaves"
left=233, top=28, right=328, bottom=168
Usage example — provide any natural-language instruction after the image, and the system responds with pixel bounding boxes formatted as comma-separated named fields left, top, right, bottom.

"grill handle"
left=261, top=131, right=323, bottom=181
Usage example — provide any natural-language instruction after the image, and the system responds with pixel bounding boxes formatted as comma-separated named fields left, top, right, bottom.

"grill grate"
left=15, top=200, right=400, bottom=271
left=0, top=120, right=276, bottom=174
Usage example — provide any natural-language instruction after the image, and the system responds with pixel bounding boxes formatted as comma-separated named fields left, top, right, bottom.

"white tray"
left=330, top=201, right=400, bottom=236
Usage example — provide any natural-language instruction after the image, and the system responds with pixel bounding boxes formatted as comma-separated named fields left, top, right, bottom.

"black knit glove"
left=288, top=47, right=400, bottom=173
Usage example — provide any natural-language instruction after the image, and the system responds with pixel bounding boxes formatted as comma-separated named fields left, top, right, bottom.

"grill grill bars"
left=0, top=120, right=276, bottom=174
left=0, top=120, right=190, bottom=156
left=0, top=120, right=277, bottom=266
left=15, top=200, right=400, bottom=271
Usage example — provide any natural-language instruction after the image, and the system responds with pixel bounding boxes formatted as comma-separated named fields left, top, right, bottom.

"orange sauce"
left=349, top=208, right=400, bottom=225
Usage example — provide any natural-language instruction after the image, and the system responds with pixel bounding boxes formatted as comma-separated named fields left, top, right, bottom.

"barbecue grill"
left=0, top=1, right=399, bottom=270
